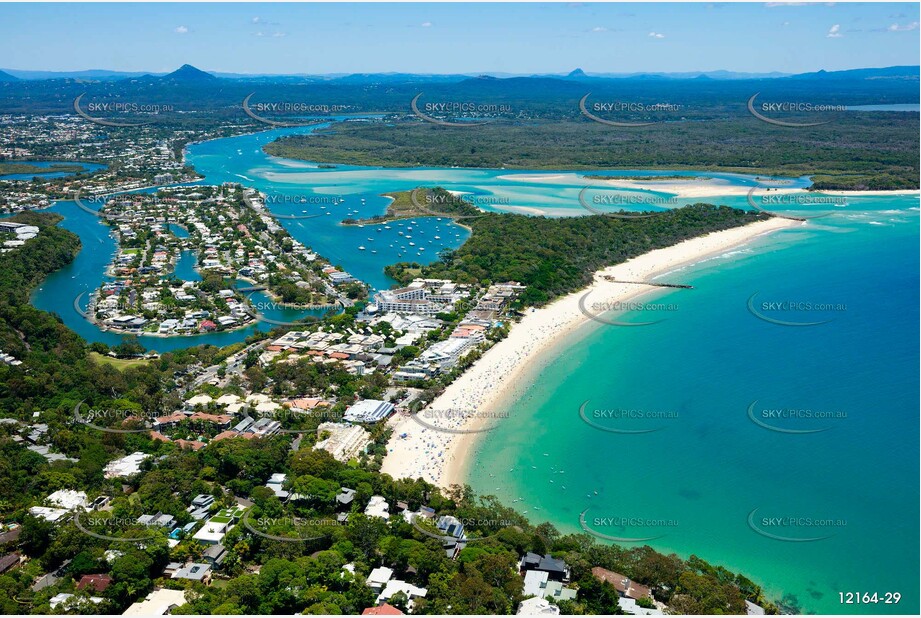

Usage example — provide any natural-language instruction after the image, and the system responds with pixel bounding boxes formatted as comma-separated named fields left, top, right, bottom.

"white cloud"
left=888, top=21, right=919, bottom=32
left=254, top=31, right=264, bottom=37
left=174, top=25, right=189, bottom=34
left=272, top=32, right=286, bottom=38
left=591, top=26, right=608, bottom=32
left=648, top=31, right=665, bottom=39
left=826, top=24, right=842, bottom=38
left=420, top=22, right=432, bottom=27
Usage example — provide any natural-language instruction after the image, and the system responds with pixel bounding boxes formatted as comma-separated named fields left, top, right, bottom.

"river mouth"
left=20, top=121, right=866, bottom=355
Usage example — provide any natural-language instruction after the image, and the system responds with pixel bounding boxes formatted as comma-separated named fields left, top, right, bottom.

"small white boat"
left=358, top=246, right=366, bottom=250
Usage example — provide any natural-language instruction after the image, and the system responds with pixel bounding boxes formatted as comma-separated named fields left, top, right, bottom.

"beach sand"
left=380, top=216, right=802, bottom=488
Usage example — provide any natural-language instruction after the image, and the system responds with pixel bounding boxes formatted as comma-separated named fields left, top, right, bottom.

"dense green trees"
left=387, top=196, right=769, bottom=305
left=266, top=115, right=919, bottom=190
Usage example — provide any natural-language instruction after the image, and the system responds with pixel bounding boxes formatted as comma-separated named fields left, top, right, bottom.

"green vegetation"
left=0, top=209, right=783, bottom=614
left=264, top=117, right=919, bottom=190
left=344, top=187, right=481, bottom=226
left=0, top=431, right=779, bottom=614
left=0, top=162, right=85, bottom=177
left=385, top=189, right=770, bottom=306
left=87, top=352, right=151, bottom=371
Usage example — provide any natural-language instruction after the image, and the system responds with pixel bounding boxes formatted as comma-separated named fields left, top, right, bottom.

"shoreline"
left=380, top=216, right=801, bottom=488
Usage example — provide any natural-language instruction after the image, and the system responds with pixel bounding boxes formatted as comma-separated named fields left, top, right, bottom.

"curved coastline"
left=381, top=216, right=801, bottom=487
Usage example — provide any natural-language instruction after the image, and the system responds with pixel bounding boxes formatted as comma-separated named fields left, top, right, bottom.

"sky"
left=0, top=2, right=918, bottom=75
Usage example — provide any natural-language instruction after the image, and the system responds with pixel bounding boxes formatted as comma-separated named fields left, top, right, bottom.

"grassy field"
left=89, top=351, right=150, bottom=371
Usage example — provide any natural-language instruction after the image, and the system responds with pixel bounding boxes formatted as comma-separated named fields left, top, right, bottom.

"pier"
left=602, top=275, right=693, bottom=289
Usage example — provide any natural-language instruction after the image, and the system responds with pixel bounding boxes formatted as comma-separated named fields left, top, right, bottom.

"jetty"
left=601, top=275, right=693, bottom=289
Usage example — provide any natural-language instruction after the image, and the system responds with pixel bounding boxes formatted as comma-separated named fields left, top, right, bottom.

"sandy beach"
left=583, top=177, right=801, bottom=199
left=381, top=216, right=801, bottom=488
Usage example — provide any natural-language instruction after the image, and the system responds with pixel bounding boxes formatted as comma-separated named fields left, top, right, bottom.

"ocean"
left=467, top=197, right=920, bottom=614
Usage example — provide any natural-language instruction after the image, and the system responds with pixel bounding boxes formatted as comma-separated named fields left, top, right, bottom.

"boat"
left=358, top=246, right=366, bottom=250
left=408, top=242, right=415, bottom=246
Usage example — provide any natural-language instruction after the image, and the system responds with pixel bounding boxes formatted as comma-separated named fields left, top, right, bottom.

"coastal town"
left=0, top=112, right=216, bottom=211
left=0, top=103, right=857, bottom=617
left=81, top=183, right=356, bottom=336
left=2, top=6, right=918, bottom=615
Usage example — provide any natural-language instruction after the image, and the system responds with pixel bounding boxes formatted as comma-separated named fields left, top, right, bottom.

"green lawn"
left=89, top=351, right=150, bottom=371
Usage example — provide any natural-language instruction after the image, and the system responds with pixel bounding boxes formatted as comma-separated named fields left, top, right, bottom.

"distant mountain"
left=572, top=70, right=792, bottom=80
left=0, top=65, right=916, bottom=85
left=160, top=64, right=218, bottom=82
left=330, top=72, right=468, bottom=84
left=787, top=65, right=919, bottom=81
left=0, top=68, right=155, bottom=81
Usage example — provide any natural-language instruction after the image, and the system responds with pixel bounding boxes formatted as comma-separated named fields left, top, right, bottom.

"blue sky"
left=1, top=2, right=918, bottom=74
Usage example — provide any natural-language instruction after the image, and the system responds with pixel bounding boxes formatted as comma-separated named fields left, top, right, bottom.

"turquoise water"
left=28, top=121, right=811, bottom=351
left=13, top=122, right=920, bottom=612
left=23, top=197, right=329, bottom=353
left=467, top=197, right=920, bottom=614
